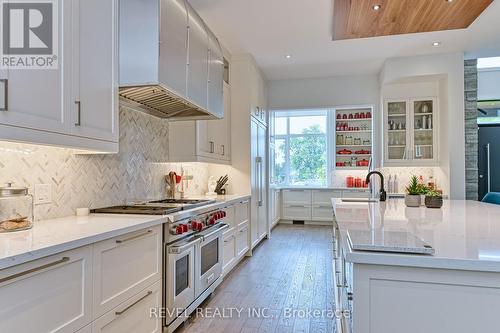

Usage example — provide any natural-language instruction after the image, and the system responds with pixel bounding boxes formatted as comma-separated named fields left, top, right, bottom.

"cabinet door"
left=196, top=120, right=214, bottom=158
left=93, top=226, right=162, bottom=318
left=0, top=246, right=92, bottom=333
left=222, top=231, right=236, bottom=275
left=159, top=0, right=188, bottom=97
left=411, top=98, right=437, bottom=164
left=236, top=200, right=249, bottom=224
left=282, top=190, right=312, bottom=205
left=384, top=99, right=411, bottom=164
left=205, top=82, right=231, bottom=160
left=0, top=1, right=70, bottom=134
left=72, top=0, right=118, bottom=142
left=207, top=30, right=224, bottom=118
left=93, top=280, right=162, bottom=333
left=236, top=222, right=249, bottom=258
left=186, top=3, right=208, bottom=109
left=274, top=191, right=281, bottom=222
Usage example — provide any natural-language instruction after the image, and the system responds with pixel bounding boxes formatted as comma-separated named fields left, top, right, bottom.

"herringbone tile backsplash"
left=0, top=107, right=209, bottom=220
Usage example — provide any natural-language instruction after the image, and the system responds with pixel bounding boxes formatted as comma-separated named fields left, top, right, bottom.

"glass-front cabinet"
left=384, top=98, right=437, bottom=166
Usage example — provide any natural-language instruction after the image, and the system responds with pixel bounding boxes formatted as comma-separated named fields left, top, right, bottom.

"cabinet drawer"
left=342, top=190, right=370, bottom=199
left=0, top=246, right=92, bottom=333
left=312, top=205, right=334, bottom=222
left=282, top=190, right=311, bottom=205
left=93, top=280, right=162, bottom=333
left=283, top=205, right=312, bottom=221
left=93, top=225, right=162, bottom=318
left=223, top=232, right=236, bottom=275
left=235, top=200, right=249, bottom=224
left=312, top=190, right=342, bottom=204
left=236, top=222, right=249, bottom=258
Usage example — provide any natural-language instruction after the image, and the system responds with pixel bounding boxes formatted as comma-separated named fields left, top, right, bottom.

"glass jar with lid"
left=0, top=183, right=34, bottom=232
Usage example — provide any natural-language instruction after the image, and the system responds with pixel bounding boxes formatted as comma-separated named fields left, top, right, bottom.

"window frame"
left=270, top=109, right=331, bottom=186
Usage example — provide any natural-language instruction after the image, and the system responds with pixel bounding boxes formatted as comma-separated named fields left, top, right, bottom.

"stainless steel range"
left=92, top=198, right=228, bottom=333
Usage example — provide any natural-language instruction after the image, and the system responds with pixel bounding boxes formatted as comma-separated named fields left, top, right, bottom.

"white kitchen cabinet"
left=222, top=231, right=236, bottom=276
left=236, top=222, right=250, bottom=258
left=169, top=82, right=231, bottom=164
left=342, top=190, right=370, bottom=199
left=251, top=119, right=268, bottom=248
left=71, top=0, right=119, bottom=143
left=384, top=97, right=438, bottom=166
left=0, top=246, right=92, bottom=333
left=269, top=188, right=281, bottom=228
left=283, top=204, right=312, bottom=221
left=92, top=225, right=162, bottom=318
left=312, top=190, right=342, bottom=204
left=0, top=0, right=119, bottom=152
left=282, top=189, right=312, bottom=205
left=93, top=280, right=162, bottom=333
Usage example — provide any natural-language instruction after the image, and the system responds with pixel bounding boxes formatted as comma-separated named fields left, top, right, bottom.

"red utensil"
left=176, top=175, right=182, bottom=184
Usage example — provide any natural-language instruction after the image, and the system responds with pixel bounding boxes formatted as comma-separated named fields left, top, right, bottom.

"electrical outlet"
left=34, top=184, right=52, bottom=205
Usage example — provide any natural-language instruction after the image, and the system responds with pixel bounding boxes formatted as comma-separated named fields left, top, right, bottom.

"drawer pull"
left=239, top=228, right=248, bottom=233
left=116, top=230, right=153, bottom=244
left=0, top=256, right=70, bottom=284
left=0, top=79, right=8, bottom=111
left=115, top=290, right=153, bottom=315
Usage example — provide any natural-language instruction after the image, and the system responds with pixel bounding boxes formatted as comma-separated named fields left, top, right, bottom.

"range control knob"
left=181, top=224, right=188, bottom=233
left=175, top=226, right=183, bottom=235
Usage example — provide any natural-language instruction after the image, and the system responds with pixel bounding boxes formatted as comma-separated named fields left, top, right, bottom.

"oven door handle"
left=168, top=236, right=202, bottom=254
left=201, top=223, right=229, bottom=241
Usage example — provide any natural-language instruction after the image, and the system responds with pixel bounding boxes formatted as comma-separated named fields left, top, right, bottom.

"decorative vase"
left=405, top=194, right=421, bottom=207
left=425, top=196, right=443, bottom=209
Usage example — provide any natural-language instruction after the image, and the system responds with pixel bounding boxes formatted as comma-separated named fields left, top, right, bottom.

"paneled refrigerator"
left=250, top=116, right=268, bottom=248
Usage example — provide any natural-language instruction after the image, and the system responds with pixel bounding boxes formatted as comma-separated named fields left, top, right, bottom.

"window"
left=270, top=110, right=329, bottom=186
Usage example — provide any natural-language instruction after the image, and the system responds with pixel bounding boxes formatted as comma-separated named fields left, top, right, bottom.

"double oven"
left=164, top=209, right=228, bottom=331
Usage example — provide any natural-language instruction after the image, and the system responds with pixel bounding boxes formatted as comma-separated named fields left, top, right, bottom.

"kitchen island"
left=331, top=198, right=500, bottom=333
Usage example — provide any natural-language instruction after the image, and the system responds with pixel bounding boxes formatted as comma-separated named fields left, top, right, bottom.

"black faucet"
left=366, top=171, right=387, bottom=202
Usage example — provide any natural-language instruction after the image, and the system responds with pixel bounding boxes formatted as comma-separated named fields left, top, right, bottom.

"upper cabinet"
left=384, top=97, right=438, bottom=166
left=119, top=0, right=224, bottom=120
left=169, top=81, right=231, bottom=164
left=0, top=0, right=119, bottom=152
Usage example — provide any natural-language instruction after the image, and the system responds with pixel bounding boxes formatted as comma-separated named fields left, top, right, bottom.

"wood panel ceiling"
left=333, top=0, right=494, bottom=40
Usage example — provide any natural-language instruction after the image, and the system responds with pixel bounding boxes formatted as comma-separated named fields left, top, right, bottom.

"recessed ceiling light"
left=432, top=42, right=441, bottom=47
left=285, top=54, right=292, bottom=59
left=445, top=0, right=453, bottom=3
left=373, top=4, right=381, bottom=11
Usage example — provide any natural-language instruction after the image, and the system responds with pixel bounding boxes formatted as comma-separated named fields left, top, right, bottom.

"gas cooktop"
left=92, top=198, right=216, bottom=216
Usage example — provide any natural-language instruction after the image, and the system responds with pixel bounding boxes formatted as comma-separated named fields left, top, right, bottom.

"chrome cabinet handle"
left=115, top=290, right=153, bottom=315
left=221, top=144, right=225, bottom=156
left=0, top=79, right=8, bottom=111
left=74, top=101, right=81, bottom=126
left=209, top=141, right=215, bottom=153
left=0, top=257, right=70, bottom=284
left=116, top=229, right=153, bottom=244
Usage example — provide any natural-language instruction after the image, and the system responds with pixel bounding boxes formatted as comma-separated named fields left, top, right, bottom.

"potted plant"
left=405, top=176, right=425, bottom=207
left=425, top=189, right=443, bottom=209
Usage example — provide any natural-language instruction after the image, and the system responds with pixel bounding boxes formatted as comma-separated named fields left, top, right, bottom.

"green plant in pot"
left=425, top=189, right=443, bottom=209
left=405, top=176, right=426, bottom=207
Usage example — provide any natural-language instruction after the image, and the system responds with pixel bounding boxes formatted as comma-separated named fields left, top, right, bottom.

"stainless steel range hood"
left=119, top=0, right=224, bottom=121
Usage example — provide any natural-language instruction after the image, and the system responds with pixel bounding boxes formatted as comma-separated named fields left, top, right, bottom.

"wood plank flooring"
left=175, top=224, right=336, bottom=333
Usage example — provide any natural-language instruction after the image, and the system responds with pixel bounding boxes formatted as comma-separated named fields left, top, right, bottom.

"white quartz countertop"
left=271, top=185, right=369, bottom=191
left=0, top=194, right=250, bottom=270
left=332, top=198, right=500, bottom=272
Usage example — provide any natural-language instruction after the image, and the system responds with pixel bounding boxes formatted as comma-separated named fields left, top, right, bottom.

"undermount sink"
left=341, top=198, right=379, bottom=203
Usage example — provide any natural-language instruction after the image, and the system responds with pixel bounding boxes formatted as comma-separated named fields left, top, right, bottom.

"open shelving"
left=334, top=107, right=373, bottom=169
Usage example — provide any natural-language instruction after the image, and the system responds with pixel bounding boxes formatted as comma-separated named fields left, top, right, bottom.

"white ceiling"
left=190, top=0, right=500, bottom=81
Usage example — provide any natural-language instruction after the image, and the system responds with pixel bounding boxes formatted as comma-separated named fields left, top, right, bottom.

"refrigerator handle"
left=487, top=143, right=491, bottom=193
left=256, top=156, right=263, bottom=207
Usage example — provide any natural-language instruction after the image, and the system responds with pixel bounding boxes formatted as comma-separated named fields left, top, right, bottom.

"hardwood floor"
left=175, top=224, right=336, bottom=333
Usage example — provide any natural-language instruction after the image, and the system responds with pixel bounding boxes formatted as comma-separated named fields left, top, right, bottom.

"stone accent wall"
left=464, top=59, right=478, bottom=200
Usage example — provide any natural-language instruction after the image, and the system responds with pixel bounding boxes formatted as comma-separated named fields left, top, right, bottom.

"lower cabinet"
left=222, top=230, right=237, bottom=276
left=0, top=246, right=93, bottom=333
left=281, top=189, right=370, bottom=224
left=236, top=222, right=250, bottom=258
left=222, top=200, right=250, bottom=277
left=0, top=225, right=163, bottom=333
left=92, top=225, right=162, bottom=318
left=92, top=280, right=162, bottom=333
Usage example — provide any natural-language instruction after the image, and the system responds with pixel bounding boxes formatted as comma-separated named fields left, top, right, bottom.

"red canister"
left=346, top=176, right=354, bottom=188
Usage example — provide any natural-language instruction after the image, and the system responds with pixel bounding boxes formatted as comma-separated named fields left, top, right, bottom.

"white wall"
left=380, top=53, right=465, bottom=199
